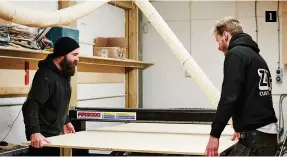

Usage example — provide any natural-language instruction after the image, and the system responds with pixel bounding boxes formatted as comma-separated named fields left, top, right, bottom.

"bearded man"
left=22, top=37, right=79, bottom=156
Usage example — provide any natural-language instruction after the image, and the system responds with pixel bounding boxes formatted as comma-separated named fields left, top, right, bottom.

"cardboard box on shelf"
left=93, top=37, right=127, bottom=59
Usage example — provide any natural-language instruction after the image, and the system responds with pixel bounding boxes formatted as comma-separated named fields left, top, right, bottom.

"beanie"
left=52, top=37, right=79, bottom=58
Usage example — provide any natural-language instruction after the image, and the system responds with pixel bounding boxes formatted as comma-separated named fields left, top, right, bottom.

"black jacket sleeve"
left=22, top=71, right=50, bottom=135
left=65, top=114, right=70, bottom=124
left=210, top=53, right=245, bottom=138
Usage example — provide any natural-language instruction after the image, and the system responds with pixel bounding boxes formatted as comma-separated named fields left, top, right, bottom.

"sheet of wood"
left=0, top=143, right=18, bottom=150
left=95, top=123, right=234, bottom=136
left=22, top=130, right=236, bottom=155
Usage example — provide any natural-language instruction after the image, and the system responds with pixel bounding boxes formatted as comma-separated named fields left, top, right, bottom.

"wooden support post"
left=125, top=10, right=130, bottom=108
left=60, top=148, right=72, bottom=156
left=282, top=2, right=287, bottom=68
left=58, top=0, right=78, bottom=28
left=109, top=1, right=133, bottom=10
left=125, top=2, right=139, bottom=108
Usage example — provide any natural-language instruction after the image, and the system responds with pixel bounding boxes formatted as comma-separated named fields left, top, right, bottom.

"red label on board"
left=77, top=111, right=102, bottom=119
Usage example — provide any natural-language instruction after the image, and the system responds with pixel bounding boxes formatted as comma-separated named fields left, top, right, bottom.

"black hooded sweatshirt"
left=210, top=33, right=278, bottom=138
left=22, top=54, right=71, bottom=139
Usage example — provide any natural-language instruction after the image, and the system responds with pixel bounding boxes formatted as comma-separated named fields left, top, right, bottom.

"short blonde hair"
left=212, top=16, right=243, bottom=36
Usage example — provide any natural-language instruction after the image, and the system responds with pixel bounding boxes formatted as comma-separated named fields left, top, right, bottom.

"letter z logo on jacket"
left=258, top=69, right=272, bottom=97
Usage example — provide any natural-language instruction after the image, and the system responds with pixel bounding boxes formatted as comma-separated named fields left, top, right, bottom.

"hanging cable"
left=277, top=0, right=281, bottom=68
left=279, top=94, right=286, bottom=142
left=0, top=108, right=22, bottom=142
left=255, top=0, right=258, bottom=43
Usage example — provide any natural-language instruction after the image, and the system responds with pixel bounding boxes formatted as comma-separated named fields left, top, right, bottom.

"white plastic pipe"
left=0, top=0, right=110, bottom=27
left=134, top=0, right=221, bottom=107
left=135, top=0, right=233, bottom=126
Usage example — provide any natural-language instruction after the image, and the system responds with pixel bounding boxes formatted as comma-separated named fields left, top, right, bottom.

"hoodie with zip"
left=210, top=33, right=278, bottom=138
left=22, top=54, right=71, bottom=139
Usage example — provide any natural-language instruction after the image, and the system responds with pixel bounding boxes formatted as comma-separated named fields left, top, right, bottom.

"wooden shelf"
left=0, top=47, right=153, bottom=96
left=79, top=56, right=152, bottom=69
left=108, top=1, right=133, bottom=10
left=0, top=87, right=30, bottom=96
left=0, top=47, right=153, bottom=69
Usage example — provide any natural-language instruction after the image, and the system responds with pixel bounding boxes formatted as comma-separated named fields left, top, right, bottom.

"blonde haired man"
left=205, top=17, right=278, bottom=156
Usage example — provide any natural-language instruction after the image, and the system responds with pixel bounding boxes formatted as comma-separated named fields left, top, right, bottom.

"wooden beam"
left=108, top=1, right=133, bottom=10
left=77, top=63, right=124, bottom=73
left=0, top=47, right=153, bottom=69
left=0, top=56, right=36, bottom=96
left=58, top=0, right=77, bottom=9
left=58, top=0, right=78, bottom=28
left=77, top=63, right=125, bottom=84
left=125, top=10, right=130, bottom=108
left=0, top=87, right=30, bottom=95
left=78, top=56, right=152, bottom=68
left=78, top=72, right=124, bottom=84
left=0, top=56, right=38, bottom=70
left=0, top=45, right=153, bottom=97
left=126, top=2, right=139, bottom=108
left=0, top=47, right=49, bottom=59
left=0, top=69, right=36, bottom=87
left=282, top=2, right=287, bottom=68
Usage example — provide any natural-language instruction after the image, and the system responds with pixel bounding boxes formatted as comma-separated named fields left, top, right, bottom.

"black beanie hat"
left=52, top=37, right=79, bottom=58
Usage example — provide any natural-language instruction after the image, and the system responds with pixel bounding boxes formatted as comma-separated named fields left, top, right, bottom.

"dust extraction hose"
left=134, top=0, right=220, bottom=106
left=134, top=0, right=232, bottom=126
left=0, top=0, right=110, bottom=27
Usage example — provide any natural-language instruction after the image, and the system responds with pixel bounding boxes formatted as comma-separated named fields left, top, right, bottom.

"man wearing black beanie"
left=22, top=37, right=80, bottom=156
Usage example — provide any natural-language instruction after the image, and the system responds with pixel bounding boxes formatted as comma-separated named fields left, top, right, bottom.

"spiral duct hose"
left=134, top=0, right=221, bottom=106
left=134, top=0, right=233, bottom=126
left=0, top=0, right=110, bottom=27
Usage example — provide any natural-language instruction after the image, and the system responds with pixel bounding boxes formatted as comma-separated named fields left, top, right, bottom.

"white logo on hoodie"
left=258, top=69, right=272, bottom=96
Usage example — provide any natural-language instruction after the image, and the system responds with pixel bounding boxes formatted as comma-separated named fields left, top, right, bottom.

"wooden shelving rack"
left=0, top=47, right=153, bottom=69
left=0, top=1, right=153, bottom=111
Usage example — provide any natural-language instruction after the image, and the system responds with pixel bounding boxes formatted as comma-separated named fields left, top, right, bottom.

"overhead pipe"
left=133, top=0, right=232, bottom=125
left=0, top=0, right=110, bottom=27
left=133, top=0, right=220, bottom=107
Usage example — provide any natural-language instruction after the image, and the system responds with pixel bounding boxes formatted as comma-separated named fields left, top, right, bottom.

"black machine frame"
left=69, top=107, right=235, bottom=156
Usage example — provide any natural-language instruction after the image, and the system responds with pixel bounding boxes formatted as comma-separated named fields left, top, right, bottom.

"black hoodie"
left=210, top=33, right=278, bottom=138
left=22, top=54, right=71, bottom=139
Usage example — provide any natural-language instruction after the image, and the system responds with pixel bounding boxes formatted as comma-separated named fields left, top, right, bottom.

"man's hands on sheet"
left=63, top=122, right=75, bottom=134
left=205, top=136, right=219, bottom=156
left=231, top=132, right=240, bottom=141
left=30, top=133, right=51, bottom=148
left=205, top=132, right=239, bottom=156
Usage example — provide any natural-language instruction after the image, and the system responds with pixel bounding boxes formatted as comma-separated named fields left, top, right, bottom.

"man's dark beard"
left=60, top=56, right=75, bottom=76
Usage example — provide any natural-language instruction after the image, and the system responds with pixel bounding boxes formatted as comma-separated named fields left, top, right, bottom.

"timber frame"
left=0, top=1, right=152, bottom=110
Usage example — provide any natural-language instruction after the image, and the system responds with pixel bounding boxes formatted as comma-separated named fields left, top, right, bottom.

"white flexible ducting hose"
left=134, top=0, right=233, bottom=126
left=0, top=0, right=110, bottom=27
left=134, top=0, right=220, bottom=106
